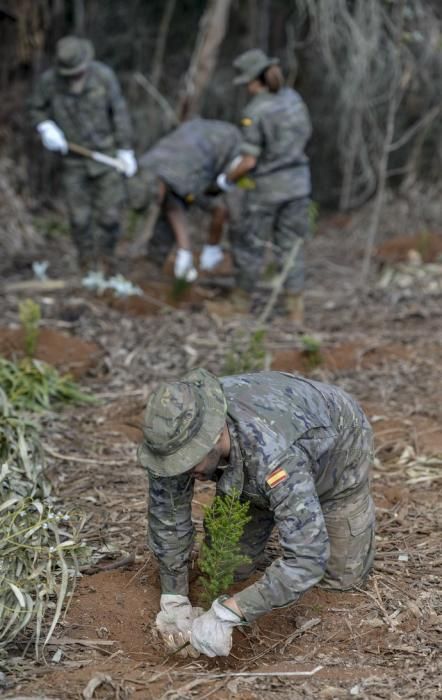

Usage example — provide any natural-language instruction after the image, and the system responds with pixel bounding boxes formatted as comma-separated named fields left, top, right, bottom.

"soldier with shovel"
left=29, top=36, right=137, bottom=274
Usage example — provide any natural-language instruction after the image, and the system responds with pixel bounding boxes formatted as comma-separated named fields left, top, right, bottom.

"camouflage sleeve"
left=28, top=71, right=53, bottom=128
left=239, top=113, right=263, bottom=159
left=234, top=447, right=330, bottom=622
left=104, top=66, right=133, bottom=149
left=147, top=471, right=195, bottom=595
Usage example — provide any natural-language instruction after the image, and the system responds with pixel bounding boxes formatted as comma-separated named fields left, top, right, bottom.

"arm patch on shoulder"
left=266, top=466, right=288, bottom=488
left=241, top=117, right=253, bottom=127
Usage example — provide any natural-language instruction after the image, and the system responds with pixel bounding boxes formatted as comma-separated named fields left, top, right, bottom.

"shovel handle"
left=67, top=142, right=94, bottom=158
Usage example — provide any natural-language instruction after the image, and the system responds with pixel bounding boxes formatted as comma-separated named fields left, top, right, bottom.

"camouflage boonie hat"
left=233, top=49, right=279, bottom=85
left=138, top=368, right=227, bottom=477
left=56, top=36, right=94, bottom=76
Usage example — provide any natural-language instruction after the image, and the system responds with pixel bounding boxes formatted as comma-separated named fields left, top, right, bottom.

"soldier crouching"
left=138, top=369, right=375, bottom=657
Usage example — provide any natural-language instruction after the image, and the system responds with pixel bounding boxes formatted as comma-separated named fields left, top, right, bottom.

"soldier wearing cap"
left=139, top=369, right=375, bottom=657
left=131, top=118, right=242, bottom=282
left=29, top=36, right=137, bottom=273
left=215, top=49, right=312, bottom=320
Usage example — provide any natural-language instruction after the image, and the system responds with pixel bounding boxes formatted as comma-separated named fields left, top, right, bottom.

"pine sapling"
left=19, top=299, right=41, bottom=359
left=198, top=488, right=251, bottom=607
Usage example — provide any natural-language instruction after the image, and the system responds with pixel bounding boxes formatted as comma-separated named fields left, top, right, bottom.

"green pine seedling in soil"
left=19, top=299, right=41, bottom=359
left=301, top=334, right=323, bottom=370
left=223, top=329, right=267, bottom=375
left=198, top=488, right=251, bottom=607
left=170, top=277, right=191, bottom=301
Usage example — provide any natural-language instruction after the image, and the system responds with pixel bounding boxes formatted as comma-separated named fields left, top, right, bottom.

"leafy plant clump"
left=0, top=496, right=87, bottom=654
left=0, top=393, right=87, bottom=654
left=0, top=391, right=46, bottom=500
left=19, top=299, right=41, bottom=359
left=301, top=334, right=323, bottom=369
left=0, top=357, right=96, bottom=412
left=222, top=329, right=267, bottom=375
left=198, top=489, right=251, bottom=607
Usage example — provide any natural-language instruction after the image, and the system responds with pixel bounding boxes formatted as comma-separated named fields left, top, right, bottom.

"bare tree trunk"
left=177, top=0, right=233, bottom=121
left=258, top=0, right=271, bottom=53
left=73, top=0, right=85, bottom=36
left=150, top=0, right=176, bottom=89
left=360, top=1, right=406, bottom=285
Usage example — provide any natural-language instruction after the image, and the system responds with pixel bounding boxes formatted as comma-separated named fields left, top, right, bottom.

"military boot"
left=284, top=292, right=304, bottom=323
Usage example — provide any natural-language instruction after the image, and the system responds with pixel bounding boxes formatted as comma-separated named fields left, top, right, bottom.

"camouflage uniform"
left=231, top=88, right=312, bottom=294
left=29, top=57, right=133, bottom=268
left=133, top=118, right=241, bottom=267
left=142, top=371, right=375, bottom=623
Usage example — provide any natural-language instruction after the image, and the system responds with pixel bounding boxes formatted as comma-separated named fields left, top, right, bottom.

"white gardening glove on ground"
left=155, top=594, right=204, bottom=658
left=117, top=149, right=138, bottom=177
left=174, top=249, right=198, bottom=282
left=200, top=244, right=224, bottom=271
left=190, top=596, right=243, bottom=657
left=36, top=120, right=68, bottom=154
left=216, top=173, right=234, bottom=192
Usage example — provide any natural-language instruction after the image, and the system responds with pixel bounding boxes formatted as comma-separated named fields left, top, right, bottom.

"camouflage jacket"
left=138, top=118, right=241, bottom=202
left=29, top=61, right=132, bottom=175
left=239, top=88, right=312, bottom=203
left=146, top=372, right=372, bottom=621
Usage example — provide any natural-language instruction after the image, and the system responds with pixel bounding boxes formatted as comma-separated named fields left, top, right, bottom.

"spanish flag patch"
left=266, top=466, right=288, bottom=489
left=241, top=117, right=253, bottom=127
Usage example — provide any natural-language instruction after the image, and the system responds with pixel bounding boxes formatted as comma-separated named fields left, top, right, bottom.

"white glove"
left=117, top=149, right=138, bottom=177
left=155, top=594, right=204, bottom=658
left=200, top=244, right=224, bottom=271
left=216, top=173, right=234, bottom=192
left=36, top=120, right=68, bottom=154
left=190, top=597, right=243, bottom=657
left=174, top=249, right=198, bottom=282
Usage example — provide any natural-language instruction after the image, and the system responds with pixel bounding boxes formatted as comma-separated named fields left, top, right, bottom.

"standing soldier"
left=216, top=49, right=312, bottom=320
left=138, top=368, right=375, bottom=657
left=29, top=35, right=137, bottom=273
left=132, top=118, right=241, bottom=282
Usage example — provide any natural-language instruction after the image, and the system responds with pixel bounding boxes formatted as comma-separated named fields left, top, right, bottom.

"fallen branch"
left=79, top=553, right=136, bottom=575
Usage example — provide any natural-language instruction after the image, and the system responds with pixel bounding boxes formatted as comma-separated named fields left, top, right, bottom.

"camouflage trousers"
left=234, top=480, right=375, bottom=591
left=229, top=194, right=310, bottom=294
left=62, top=162, right=125, bottom=268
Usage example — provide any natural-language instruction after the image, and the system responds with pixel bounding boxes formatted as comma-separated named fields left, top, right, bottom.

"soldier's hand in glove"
left=174, top=249, right=198, bottom=282
left=215, top=173, right=234, bottom=193
left=155, top=594, right=204, bottom=658
left=200, top=244, right=224, bottom=271
left=190, top=596, right=243, bottom=657
left=36, top=120, right=68, bottom=154
left=117, top=149, right=138, bottom=177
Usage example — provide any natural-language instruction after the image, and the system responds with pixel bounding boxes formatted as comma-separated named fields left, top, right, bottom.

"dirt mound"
left=271, top=341, right=411, bottom=374
left=101, top=280, right=216, bottom=317
left=0, top=327, right=101, bottom=378
left=376, top=232, right=442, bottom=264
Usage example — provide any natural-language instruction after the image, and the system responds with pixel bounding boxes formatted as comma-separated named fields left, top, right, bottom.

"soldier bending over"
left=138, top=369, right=375, bottom=657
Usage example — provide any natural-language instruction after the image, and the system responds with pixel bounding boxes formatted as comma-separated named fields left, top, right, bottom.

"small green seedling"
left=198, top=488, right=251, bottom=606
left=223, top=329, right=267, bottom=375
left=170, top=277, right=191, bottom=301
left=301, top=334, right=323, bottom=369
left=19, top=299, right=41, bottom=359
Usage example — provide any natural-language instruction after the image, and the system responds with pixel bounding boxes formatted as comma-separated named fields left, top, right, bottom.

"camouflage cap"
left=233, top=49, right=279, bottom=85
left=138, top=368, right=227, bottom=477
left=56, top=36, right=94, bottom=77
